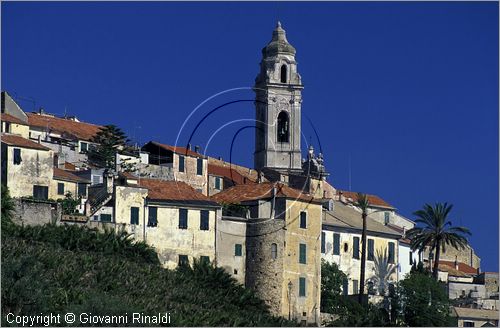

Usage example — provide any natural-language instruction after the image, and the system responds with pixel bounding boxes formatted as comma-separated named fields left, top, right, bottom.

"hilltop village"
left=1, top=23, right=498, bottom=326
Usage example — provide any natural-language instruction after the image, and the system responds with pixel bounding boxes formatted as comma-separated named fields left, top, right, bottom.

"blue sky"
left=2, top=2, right=498, bottom=271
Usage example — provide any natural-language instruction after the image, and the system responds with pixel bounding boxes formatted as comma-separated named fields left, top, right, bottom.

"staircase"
left=86, top=184, right=113, bottom=217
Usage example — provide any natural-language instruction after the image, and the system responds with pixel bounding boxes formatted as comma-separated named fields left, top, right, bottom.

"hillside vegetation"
left=1, top=220, right=292, bottom=326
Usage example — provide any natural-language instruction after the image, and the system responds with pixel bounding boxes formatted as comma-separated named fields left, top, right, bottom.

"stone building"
left=141, top=141, right=208, bottom=195
left=212, top=182, right=323, bottom=325
left=89, top=173, right=220, bottom=270
left=254, top=22, right=303, bottom=174
left=207, top=156, right=260, bottom=196
left=321, top=199, right=402, bottom=296
left=1, top=133, right=54, bottom=199
left=1, top=91, right=103, bottom=169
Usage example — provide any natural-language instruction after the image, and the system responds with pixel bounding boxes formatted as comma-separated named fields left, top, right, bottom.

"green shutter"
left=321, top=232, right=325, bottom=253
left=388, top=242, right=395, bottom=263
left=148, top=207, right=158, bottom=227
left=333, top=233, right=340, bottom=255
left=299, top=277, right=306, bottom=297
left=299, top=244, right=307, bottom=264
left=300, top=212, right=307, bottom=228
left=200, top=210, right=209, bottom=230
left=179, top=209, right=188, bottom=229
left=235, top=244, right=242, bottom=256
left=130, top=207, right=139, bottom=225
left=178, top=156, right=185, bottom=172
left=368, top=239, right=374, bottom=261
left=196, top=158, right=203, bottom=175
left=353, top=237, right=360, bottom=259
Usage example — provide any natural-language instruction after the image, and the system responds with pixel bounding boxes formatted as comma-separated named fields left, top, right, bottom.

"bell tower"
left=254, top=22, right=303, bottom=174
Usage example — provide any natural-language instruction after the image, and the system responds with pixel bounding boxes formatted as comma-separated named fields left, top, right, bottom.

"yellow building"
left=50, top=167, right=90, bottom=214
left=322, top=200, right=402, bottom=296
left=1, top=133, right=54, bottom=199
left=1, top=113, right=30, bottom=138
left=110, top=174, right=219, bottom=270
left=212, top=182, right=323, bottom=325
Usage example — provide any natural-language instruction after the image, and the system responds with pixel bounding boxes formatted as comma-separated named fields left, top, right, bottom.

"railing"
left=86, top=186, right=112, bottom=216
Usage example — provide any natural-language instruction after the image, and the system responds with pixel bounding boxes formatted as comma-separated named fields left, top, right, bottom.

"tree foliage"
left=321, top=260, right=347, bottom=313
left=1, top=185, right=15, bottom=222
left=2, top=222, right=292, bottom=327
left=87, top=124, right=130, bottom=169
left=392, top=272, right=453, bottom=327
left=57, top=192, right=81, bottom=215
left=407, top=203, right=471, bottom=279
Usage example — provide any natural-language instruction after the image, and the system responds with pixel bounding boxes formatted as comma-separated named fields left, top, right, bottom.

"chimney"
left=194, top=145, right=201, bottom=153
left=187, top=143, right=191, bottom=150
left=403, top=226, right=406, bottom=237
left=218, top=156, right=223, bottom=161
left=455, top=256, right=459, bottom=270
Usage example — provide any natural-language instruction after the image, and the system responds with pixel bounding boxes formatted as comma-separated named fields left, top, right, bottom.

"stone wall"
left=12, top=198, right=62, bottom=226
left=245, top=212, right=286, bottom=317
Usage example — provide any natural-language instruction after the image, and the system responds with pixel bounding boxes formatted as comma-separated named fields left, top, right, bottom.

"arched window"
left=277, top=111, right=289, bottom=143
left=280, top=65, right=287, bottom=83
left=271, top=243, right=278, bottom=260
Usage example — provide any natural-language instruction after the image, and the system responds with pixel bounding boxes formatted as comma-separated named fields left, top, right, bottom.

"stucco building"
left=212, top=182, right=323, bottom=325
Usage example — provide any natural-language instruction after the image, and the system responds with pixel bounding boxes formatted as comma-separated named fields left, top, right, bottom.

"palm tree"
left=355, top=192, right=370, bottom=305
left=369, top=249, right=397, bottom=296
left=407, top=203, right=471, bottom=280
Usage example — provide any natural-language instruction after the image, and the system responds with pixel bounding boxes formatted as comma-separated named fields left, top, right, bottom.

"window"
left=299, top=211, right=307, bottom=228
left=33, top=185, right=48, bottom=200
left=77, top=183, right=87, bottom=197
left=321, top=232, right=325, bottom=254
left=196, top=158, right=203, bottom=175
left=353, top=237, right=360, bottom=259
left=277, top=111, right=289, bottom=143
left=101, top=214, right=112, bottom=222
left=235, top=244, right=242, bottom=256
left=178, top=155, right=185, bottom=172
left=200, top=210, right=209, bottom=230
left=384, top=212, right=390, bottom=225
left=353, top=280, right=359, bottom=295
left=409, top=251, right=413, bottom=265
left=80, top=142, right=88, bottom=153
left=178, top=255, right=189, bottom=267
left=342, top=278, right=349, bottom=296
left=179, top=208, right=188, bottom=229
left=200, top=256, right=210, bottom=264
left=148, top=207, right=158, bottom=227
left=368, top=239, right=374, bottom=261
left=463, top=321, right=475, bottom=327
left=130, top=207, right=139, bottom=225
left=13, top=148, right=22, bottom=165
left=344, top=243, right=348, bottom=253
left=214, top=177, right=221, bottom=190
left=280, top=64, right=287, bottom=83
left=388, top=242, right=395, bottom=264
left=271, top=243, right=278, bottom=259
left=333, top=233, right=340, bottom=255
left=57, top=183, right=65, bottom=195
left=299, top=277, right=306, bottom=297
left=299, top=243, right=307, bottom=264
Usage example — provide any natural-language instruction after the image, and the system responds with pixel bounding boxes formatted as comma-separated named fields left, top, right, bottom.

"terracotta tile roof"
left=323, top=201, right=402, bottom=237
left=439, top=260, right=478, bottom=275
left=53, top=168, right=90, bottom=183
left=452, top=307, right=499, bottom=321
left=211, top=182, right=322, bottom=204
left=339, top=190, right=395, bottom=209
left=148, top=141, right=204, bottom=158
left=1, top=113, right=27, bottom=125
left=27, top=113, right=102, bottom=141
left=208, top=163, right=258, bottom=185
left=138, top=178, right=218, bottom=206
left=438, top=263, right=470, bottom=277
left=1, top=133, right=50, bottom=151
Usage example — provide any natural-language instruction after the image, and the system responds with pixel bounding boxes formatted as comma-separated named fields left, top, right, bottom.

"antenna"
left=348, top=153, right=352, bottom=191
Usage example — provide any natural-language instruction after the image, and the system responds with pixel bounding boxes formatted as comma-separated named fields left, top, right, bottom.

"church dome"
left=262, top=22, right=296, bottom=57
